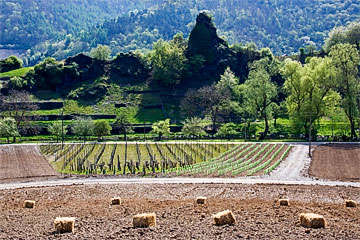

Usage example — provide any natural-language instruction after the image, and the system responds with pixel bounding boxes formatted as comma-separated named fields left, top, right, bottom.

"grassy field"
left=0, top=67, right=33, bottom=77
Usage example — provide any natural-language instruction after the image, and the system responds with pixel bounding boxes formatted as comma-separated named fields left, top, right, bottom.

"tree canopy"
left=151, top=119, right=171, bottom=140
left=72, top=117, right=95, bottom=141
left=0, top=117, right=19, bottom=143
left=283, top=57, right=340, bottom=134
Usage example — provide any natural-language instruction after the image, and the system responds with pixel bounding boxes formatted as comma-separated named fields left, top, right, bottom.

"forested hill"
left=0, top=0, right=165, bottom=48
left=1, top=0, right=359, bottom=65
left=89, top=0, right=360, bottom=54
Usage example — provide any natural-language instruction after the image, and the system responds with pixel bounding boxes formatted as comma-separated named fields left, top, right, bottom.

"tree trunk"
left=274, top=117, right=277, bottom=128
left=259, top=116, right=269, bottom=140
left=349, top=115, right=357, bottom=139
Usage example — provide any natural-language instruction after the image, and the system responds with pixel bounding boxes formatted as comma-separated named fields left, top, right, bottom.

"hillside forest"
left=1, top=0, right=360, bottom=66
left=0, top=9, right=360, bottom=142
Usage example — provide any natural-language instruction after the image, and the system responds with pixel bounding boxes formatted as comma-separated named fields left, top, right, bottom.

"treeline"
left=1, top=0, right=359, bottom=66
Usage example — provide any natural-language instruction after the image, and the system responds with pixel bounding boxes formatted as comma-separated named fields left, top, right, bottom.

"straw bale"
left=24, top=200, right=35, bottom=209
left=196, top=197, right=207, bottom=204
left=299, top=213, right=326, bottom=228
left=345, top=200, right=357, bottom=208
left=133, top=213, right=156, bottom=228
left=111, top=197, right=121, bottom=205
left=279, top=199, right=290, bottom=206
left=212, top=210, right=236, bottom=226
left=54, top=217, right=76, bottom=234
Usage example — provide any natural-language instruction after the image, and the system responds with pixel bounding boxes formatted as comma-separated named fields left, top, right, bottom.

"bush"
left=0, top=56, right=23, bottom=73
left=94, top=120, right=112, bottom=140
left=9, top=76, right=27, bottom=90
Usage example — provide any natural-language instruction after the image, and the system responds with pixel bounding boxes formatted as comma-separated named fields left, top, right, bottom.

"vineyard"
left=40, top=142, right=292, bottom=177
left=168, top=143, right=292, bottom=177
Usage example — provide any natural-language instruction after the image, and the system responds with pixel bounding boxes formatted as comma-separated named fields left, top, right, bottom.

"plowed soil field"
left=310, top=144, right=360, bottom=182
left=0, top=145, right=59, bottom=181
left=0, top=183, right=359, bottom=239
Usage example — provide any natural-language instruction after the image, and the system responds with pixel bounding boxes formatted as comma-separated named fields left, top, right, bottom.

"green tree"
left=325, top=21, right=360, bottom=52
left=330, top=43, right=360, bottom=139
left=181, top=85, right=231, bottom=133
left=94, top=120, right=112, bottom=140
left=72, top=117, right=94, bottom=142
left=90, top=44, right=111, bottom=61
left=242, top=58, right=278, bottom=140
left=9, top=76, right=27, bottom=90
left=115, top=111, right=134, bottom=141
left=0, top=117, right=20, bottom=143
left=1, top=90, right=38, bottom=127
left=48, top=122, right=68, bottom=143
left=216, top=122, right=238, bottom=140
left=201, top=85, right=231, bottom=133
left=149, top=34, right=187, bottom=86
left=181, top=117, right=207, bottom=139
left=33, top=57, right=64, bottom=90
left=151, top=119, right=171, bottom=140
left=283, top=57, right=340, bottom=136
left=216, top=67, right=239, bottom=95
left=0, top=56, right=22, bottom=73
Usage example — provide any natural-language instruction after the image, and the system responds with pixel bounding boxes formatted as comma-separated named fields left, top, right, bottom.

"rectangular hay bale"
left=133, top=213, right=156, bottom=228
left=54, top=217, right=76, bottom=234
left=111, top=197, right=121, bottom=205
left=24, top=200, right=35, bottom=208
left=345, top=200, right=357, bottom=208
left=212, top=210, right=236, bottom=226
left=279, top=199, right=290, bottom=206
left=196, top=197, right=207, bottom=204
left=299, top=213, right=326, bottom=228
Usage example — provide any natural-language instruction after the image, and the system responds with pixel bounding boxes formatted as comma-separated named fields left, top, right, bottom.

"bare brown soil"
left=0, top=145, right=59, bottom=181
left=0, top=183, right=359, bottom=239
left=311, top=144, right=360, bottom=182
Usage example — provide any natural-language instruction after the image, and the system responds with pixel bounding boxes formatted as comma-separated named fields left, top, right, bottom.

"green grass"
left=0, top=67, right=33, bottom=77
left=32, top=109, right=63, bottom=115
left=135, top=108, right=165, bottom=123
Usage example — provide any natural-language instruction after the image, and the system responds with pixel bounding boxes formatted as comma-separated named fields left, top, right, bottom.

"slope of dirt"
left=0, top=183, right=359, bottom=239
left=0, top=145, right=59, bottom=181
left=310, top=144, right=360, bottom=182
